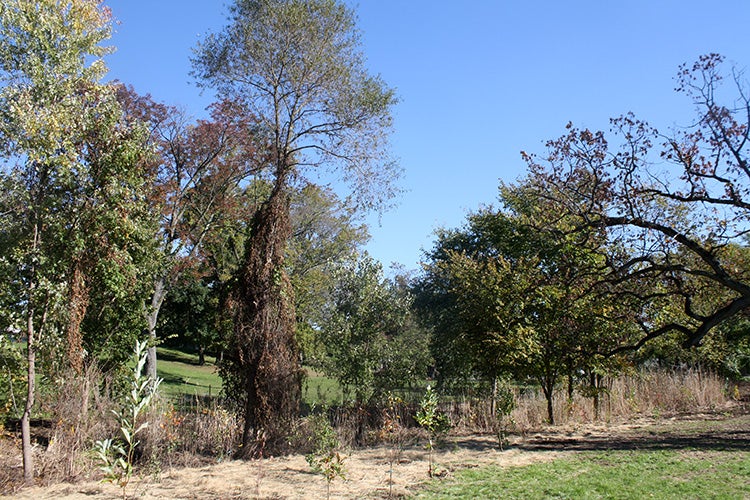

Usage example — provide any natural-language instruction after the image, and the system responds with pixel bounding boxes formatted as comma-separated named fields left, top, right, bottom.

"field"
left=157, top=347, right=343, bottom=406
left=6, top=399, right=748, bottom=499
left=1, top=351, right=748, bottom=498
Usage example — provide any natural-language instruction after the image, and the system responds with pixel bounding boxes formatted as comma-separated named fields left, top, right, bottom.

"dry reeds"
left=37, top=364, right=116, bottom=485
left=444, top=368, right=730, bottom=435
left=2, top=365, right=733, bottom=493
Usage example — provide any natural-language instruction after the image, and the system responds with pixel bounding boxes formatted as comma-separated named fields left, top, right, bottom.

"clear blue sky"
left=105, top=1, right=750, bottom=271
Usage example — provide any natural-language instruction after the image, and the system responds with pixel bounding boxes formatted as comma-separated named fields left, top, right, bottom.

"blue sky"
left=105, top=1, right=750, bottom=271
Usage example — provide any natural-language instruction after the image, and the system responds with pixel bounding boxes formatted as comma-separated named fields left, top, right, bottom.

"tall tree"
left=116, top=88, right=263, bottom=378
left=523, top=54, right=750, bottom=351
left=288, top=183, right=369, bottom=365
left=0, top=0, right=151, bottom=482
left=193, top=0, right=398, bottom=456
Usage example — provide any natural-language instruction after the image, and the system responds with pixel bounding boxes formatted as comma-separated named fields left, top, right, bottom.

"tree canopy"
left=193, top=0, right=399, bottom=456
left=522, top=54, right=750, bottom=351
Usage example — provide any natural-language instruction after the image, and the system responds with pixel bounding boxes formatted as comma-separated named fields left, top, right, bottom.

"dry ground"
left=3, top=401, right=748, bottom=499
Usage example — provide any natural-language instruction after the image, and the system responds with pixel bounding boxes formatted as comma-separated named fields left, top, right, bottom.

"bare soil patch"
left=4, top=401, right=748, bottom=500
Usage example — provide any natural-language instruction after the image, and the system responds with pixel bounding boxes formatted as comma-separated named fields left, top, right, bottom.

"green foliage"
left=492, top=379, right=516, bottom=450
left=319, top=254, right=431, bottom=404
left=0, top=336, right=23, bottom=417
left=415, top=385, right=451, bottom=478
left=288, top=183, right=370, bottom=365
left=416, top=450, right=750, bottom=499
left=193, top=0, right=400, bottom=213
left=194, top=0, right=399, bottom=453
left=416, top=183, right=633, bottom=423
left=159, top=273, right=221, bottom=364
left=0, top=0, right=159, bottom=373
left=304, top=410, right=346, bottom=499
left=415, top=385, right=451, bottom=436
left=94, top=341, right=162, bottom=495
left=519, top=55, right=750, bottom=352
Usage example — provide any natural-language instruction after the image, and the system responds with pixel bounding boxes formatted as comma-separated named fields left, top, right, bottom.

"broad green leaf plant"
left=415, top=385, right=451, bottom=477
left=94, top=341, right=161, bottom=497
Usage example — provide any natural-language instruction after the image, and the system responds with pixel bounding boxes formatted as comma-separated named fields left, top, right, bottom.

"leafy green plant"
left=94, top=340, right=162, bottom=497
left=493, top=381, right=516, bottom=450
left=0, top=336, right=24, bottom=418
left=305, top=410, right=346, bottom=500
left=415, top=385, right=451, bottom=477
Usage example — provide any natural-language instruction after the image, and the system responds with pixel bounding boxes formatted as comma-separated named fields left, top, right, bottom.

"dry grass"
left=445, top=368, right=731, bottom=436
left=36, top=365, right=117, bottom=486
left=139, top=396, right=240, bottom=468
left=0, top=367, right=734, bottom=495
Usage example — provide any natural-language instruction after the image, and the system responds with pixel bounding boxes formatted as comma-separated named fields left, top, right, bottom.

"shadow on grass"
left=515, top=414, right=750, bottom=453
left=451, top=412, right=750, bottom=454
left=516, top=429, right=750, bottom=452
left=157, top=348, right=208, bottom=366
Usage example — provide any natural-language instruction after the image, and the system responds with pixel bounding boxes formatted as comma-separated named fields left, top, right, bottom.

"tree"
left=116, top=88, right=263, bottom=378
left=0, top=0, right=153, bottom=482
left=417, top=184, right=631, bottom=423
left=320, top=254, right=430, bottom=404
left=288, top=183, right=369, bottom=365
left=634, top=242, right=750, bottom=378
left=522, top=54, right=750, bottom=352
left=193, top=0, right=398, bottom=456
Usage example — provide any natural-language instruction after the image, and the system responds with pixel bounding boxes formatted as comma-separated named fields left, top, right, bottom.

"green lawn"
left=302, top=368, right=344, bottom=406
left=156, top=347, right=343, bottom=406
left=156, top=347, right=222, bottom=400
left=415, top=450, right=750, bottom=499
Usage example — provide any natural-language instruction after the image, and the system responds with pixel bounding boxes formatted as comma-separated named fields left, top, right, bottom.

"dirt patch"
left=4, top=406, right=749, bottom=499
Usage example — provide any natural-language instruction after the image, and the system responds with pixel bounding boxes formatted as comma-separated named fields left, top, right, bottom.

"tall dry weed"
left=37, top=364, right=117, bottom=484
left=139, top=396, right=240, bottom=469
left=435, top=368, right=731, bottom=436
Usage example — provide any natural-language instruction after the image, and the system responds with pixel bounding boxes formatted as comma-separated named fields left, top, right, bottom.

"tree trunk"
left=567, top=373, right=574, bottom=401
left=545, top=392, right=554, bottom=425
left=22, top=307, right=36, bottom=485
left=490, top=376, right=498, bottom=418
left=145, top=276, right=167, bottom=379
left=22, top=221, right=42, bottom=485
left=591, top=372, right=601, bottom=420
left=232, top=176, right=301, bottom=458
left=540, top=377, right=555, bottom=425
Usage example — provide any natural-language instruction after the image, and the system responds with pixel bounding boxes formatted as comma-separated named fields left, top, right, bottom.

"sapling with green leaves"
left=493, top=381, right=516, bottom=450
left=415, top=385, right=451, bottom=477
left=305, top=410, right=346, bottom=500
left=94, top=340, right=162, bottom=497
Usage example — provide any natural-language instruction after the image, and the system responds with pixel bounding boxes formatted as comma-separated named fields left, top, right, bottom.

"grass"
left=302, top=368, right=344, bottom=406
left=156, top=347, right=344, bottom=406
left=156, top=347, right=222, bottom=400
left=415, top=450, right=750, bottom=499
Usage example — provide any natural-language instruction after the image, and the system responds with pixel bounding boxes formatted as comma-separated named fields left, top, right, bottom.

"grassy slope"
left=156, top=347, right=222, bottom=399
left=157, top=347, right=342, bottom=405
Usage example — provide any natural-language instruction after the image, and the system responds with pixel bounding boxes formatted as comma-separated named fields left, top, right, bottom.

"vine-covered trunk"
left=66, top=259, right=89, bottom=374
left=233, top=177, right=301, bottom=458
